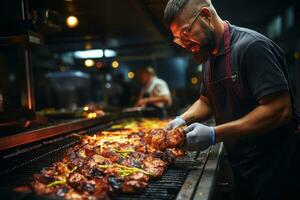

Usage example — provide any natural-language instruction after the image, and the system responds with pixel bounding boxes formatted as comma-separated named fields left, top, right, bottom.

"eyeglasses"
left=173, top=11, right=202, bottom=47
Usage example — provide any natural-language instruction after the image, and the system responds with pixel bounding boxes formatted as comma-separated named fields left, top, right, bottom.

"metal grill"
left=0, top=120, right=208, bottom=200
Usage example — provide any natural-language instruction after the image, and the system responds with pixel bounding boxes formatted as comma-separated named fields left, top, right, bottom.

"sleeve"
left=153, top=80, right=171, bottom=96
left=242, top=40, right=289, bottom=101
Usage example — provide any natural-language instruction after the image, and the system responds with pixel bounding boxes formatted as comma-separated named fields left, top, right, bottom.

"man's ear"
left=200, top=7, right=211, bottom=21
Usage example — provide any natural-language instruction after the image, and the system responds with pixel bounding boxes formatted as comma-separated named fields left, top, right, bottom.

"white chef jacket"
left=140, top=77, right=171, bottom=108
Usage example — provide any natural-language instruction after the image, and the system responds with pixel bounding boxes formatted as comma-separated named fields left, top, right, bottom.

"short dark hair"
left=164, top=0, right=190, bottom=26
left=142, top=66, right=156, bottom=76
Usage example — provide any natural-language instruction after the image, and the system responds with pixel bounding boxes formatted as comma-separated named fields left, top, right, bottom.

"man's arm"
left=165, top=95, right=213, bottom=130
left=135, top=95, right=171, bottom=107
left=180, top=95, right=213, bottom=124
left=214, top=91, right=292, bottom=142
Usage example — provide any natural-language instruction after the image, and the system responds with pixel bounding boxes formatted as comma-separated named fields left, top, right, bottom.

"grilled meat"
left=31, top=181, right=56, bottom=195
left=145, top=129, right=166, bottom=151
left=169, top=148, right=186, bottom=157
left=121, top=173, right=149, bottom=193
left=145, top=128, right=185, bottom=150
left=166, top=128, right=185, bottom=148
left=20, top=118, right=186, bottom=200
left=142, top=156, right=167, bottom=177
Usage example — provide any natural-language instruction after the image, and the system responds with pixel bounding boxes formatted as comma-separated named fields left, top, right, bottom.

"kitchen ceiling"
left=27, top=0, right=291, bottom=56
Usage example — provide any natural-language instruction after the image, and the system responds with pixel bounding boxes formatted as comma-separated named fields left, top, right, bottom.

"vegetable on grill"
left=19, top=118, right=186, bottom=200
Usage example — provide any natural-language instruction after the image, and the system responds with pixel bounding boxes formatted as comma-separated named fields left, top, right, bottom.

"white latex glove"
left=184, top=123, right=216, bottom=151
left=165, top=116, right=186, bottom=130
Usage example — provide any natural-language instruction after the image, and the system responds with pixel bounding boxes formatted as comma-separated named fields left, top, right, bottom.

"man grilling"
left=135, top=67, right=172, bottom=117
left=164, top=0, right=300, bottom=199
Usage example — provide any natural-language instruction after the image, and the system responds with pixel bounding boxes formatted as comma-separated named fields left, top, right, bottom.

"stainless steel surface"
left=193, top=143, right=224, bottom=200
left=176, top=149, right=210, bottom=200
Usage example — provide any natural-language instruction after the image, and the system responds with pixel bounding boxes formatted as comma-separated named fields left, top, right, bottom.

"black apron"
left=203, top=21, right=300, bottom=200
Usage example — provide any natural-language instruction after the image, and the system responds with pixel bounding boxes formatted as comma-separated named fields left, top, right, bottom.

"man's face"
left=170, top=8, right=216, bottom=63
left=140, top=72, right=151, bottom=85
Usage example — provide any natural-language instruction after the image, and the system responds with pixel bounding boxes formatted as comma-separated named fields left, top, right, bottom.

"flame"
left=87, top=112, right=97, bottom=119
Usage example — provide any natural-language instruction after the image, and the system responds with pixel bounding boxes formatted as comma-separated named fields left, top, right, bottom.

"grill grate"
left=115, top=169, right=188, bottom=200
left=0, top=119, right=206, bottom=200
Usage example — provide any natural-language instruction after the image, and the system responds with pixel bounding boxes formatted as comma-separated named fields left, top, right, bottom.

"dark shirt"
left=200, top=23, right=300, bottom=200
left=201, top=24, right=298, bottom=125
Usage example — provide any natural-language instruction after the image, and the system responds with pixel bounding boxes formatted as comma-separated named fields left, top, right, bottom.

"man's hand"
left=165, top=116, right=186, bottom=130
left=135, top=99, right=147, bottom=107
left=184, top=123, right=215, bottom=151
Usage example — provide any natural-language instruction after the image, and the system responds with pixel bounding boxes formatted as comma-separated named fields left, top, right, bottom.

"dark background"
left=0, top=0, right=299, bottom=115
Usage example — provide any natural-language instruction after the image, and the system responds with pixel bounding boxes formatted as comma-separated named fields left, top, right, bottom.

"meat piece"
left=41, top=166, right=56, bottom=175
left=121, top=167, right=149, bottom=193
left=135, top=143, right=147, bottom=153
left=151, top=150, right=174, bottom=165
left=82, top=180, right=96, bottom=193
left=65, top=190, right=107, bottom=200
left=67, top=172, right=101, bottom=195
left=81, top=135, right=98, bottom=146
left=79, top=164, right=96, bottom=178
left=65, top=157, right=86, bottom=169
left=107, top=175, right=123, bottom=190
left=145, top=128, right=185, bottom=151
left=120, top=157, right=142, bottom=168
left=55, top=162, right=70, bottom=175
left=76, top=148, right=88, bottom=158
left=67, top=172, right=87, bottom=190
left=165, top=128, right=185, bottom=148
left=145, top=129, right=166, bottom=151
left=100, top=149, right=122, bottom=163
left=121, top=180, right=148, bottom=193
left=91, top=177, right=111, bottom=198
left=33, top=166, right=65, bottom=184
left=63, top=189, right=84, bottom=200
left=93, top=191, right=111, bottom=200
left=142, top=156, right=167, bottom=177
left=126, top=172, right=149, bottom=182
left=33, top=173, right=56, bottom=184
left=118, top=141, right=147, bottom=154
left=130, top=151, right=147, bottom=161
left=64, top=143, right=97, bottom=161
left=169, top=148, right=186, bottom=157
left=30, top=181, right=56, bottom=195
left=56, top=186, right=69, bottom=198
left=82, top=144, right=97, bottom=157
left=63, top=145, right=85, bottom=163
left=91, top=154, right=111, bottom=165
left=89, top=168, right=105, bottom=179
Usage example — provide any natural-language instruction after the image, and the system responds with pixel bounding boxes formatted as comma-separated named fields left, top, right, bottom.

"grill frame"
left=0, top=115, right=222, bottom=200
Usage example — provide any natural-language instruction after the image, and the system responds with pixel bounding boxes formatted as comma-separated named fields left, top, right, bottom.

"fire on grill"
left=15, top=119, right=186, bottom=200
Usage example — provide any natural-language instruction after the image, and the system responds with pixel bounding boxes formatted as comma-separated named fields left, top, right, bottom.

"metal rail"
left=193, top=143, right=224, bottom=200
left=0, top=109, right=153, bottom=151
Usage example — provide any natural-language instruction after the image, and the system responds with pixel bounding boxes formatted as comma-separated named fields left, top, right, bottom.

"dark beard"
left=192, top=20, right=216, bottom=64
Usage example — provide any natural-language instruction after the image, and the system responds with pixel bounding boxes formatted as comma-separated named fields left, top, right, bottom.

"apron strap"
left=224, top=21, right=232, bottom=80
left=207, top=21, right=231, bottom=83
left=224, top=21, right=255, bottom=102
